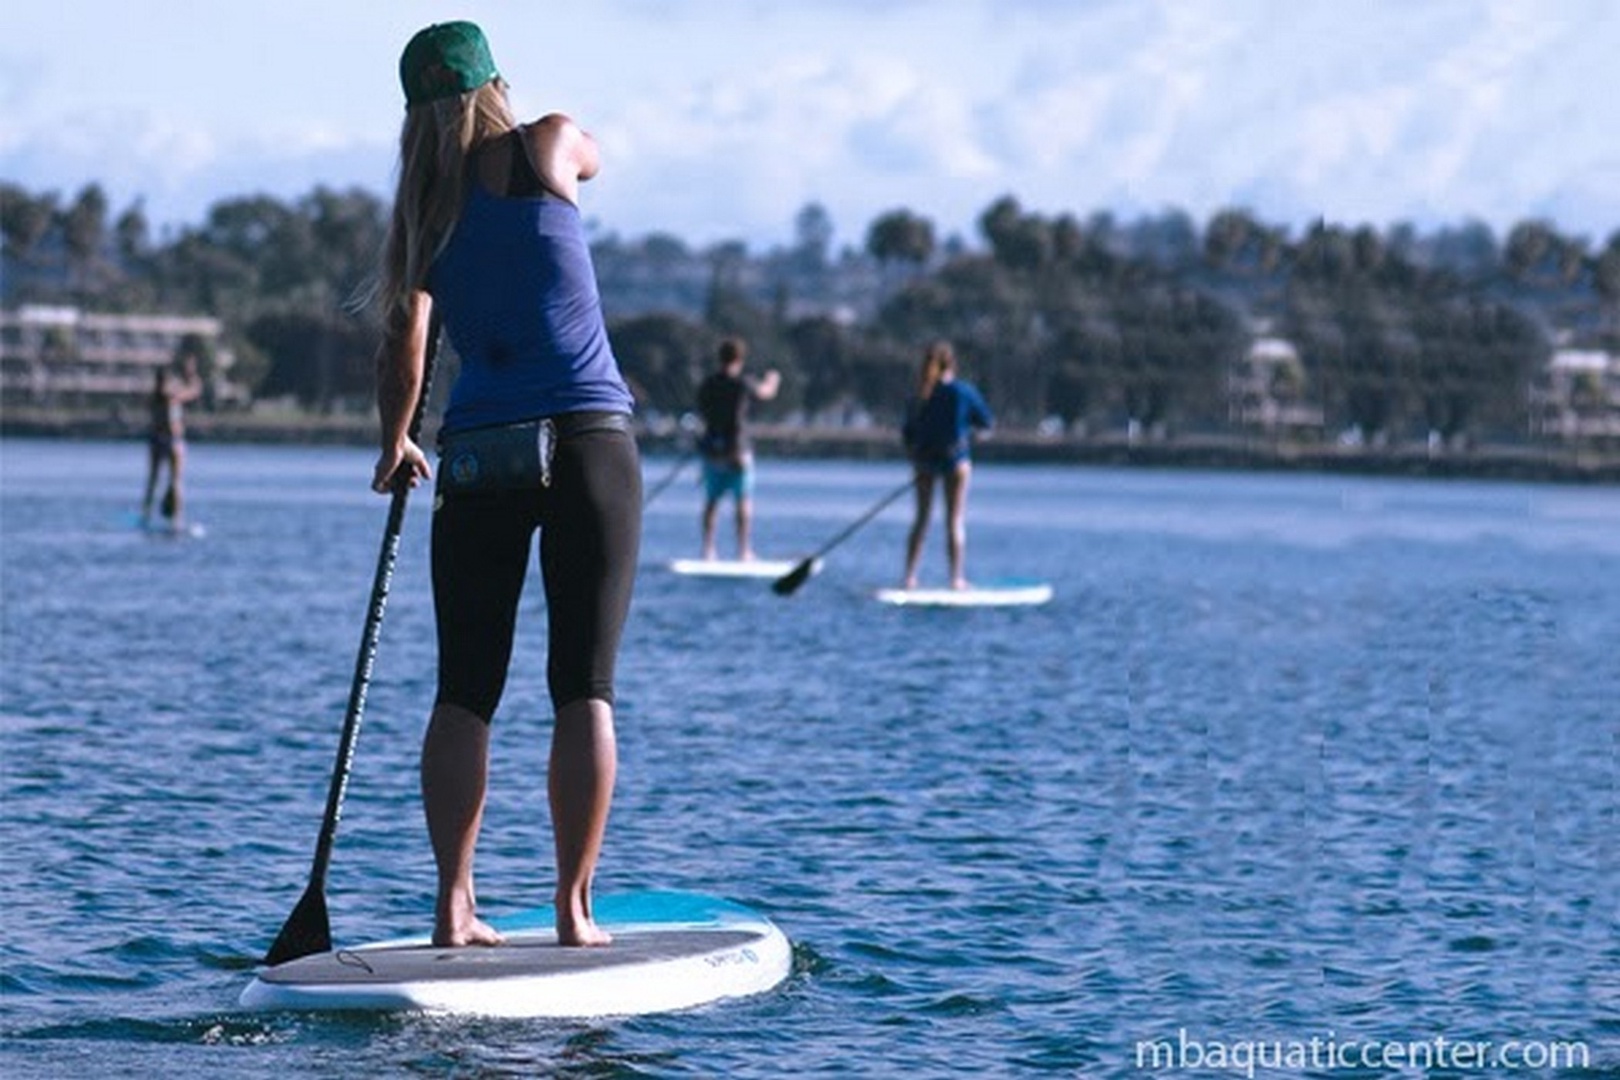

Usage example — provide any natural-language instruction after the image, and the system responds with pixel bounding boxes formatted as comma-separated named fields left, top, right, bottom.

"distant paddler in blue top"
left=901, top=340, right=992, bottom=590
left=372, top=21, right=640, bottom=951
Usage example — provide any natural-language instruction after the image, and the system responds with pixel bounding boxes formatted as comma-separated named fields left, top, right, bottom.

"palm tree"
left=61, top=184, right=109, bottom=295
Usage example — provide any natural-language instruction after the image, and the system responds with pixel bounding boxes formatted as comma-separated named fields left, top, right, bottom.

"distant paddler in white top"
left=696, top=337, right=780, bottom=561
left=901, top=340, right=992, bottom=590
left=141, top=347, right=203, bottom=530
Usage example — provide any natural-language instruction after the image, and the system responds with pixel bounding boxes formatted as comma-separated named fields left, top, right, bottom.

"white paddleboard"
left=668, top=558, right=800, bottom=579
left=134, top=515, right=206, bottom=539
left=240, top=890, right=791, bottom=1018
left=874, top=581, right=1054, bottom=607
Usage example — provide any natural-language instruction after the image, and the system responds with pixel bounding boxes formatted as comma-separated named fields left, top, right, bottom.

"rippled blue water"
left=2, top=438, right=1616, bottom=1078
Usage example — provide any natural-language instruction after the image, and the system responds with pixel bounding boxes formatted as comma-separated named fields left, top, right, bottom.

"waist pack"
left=437, top=412, right=630, bottom=493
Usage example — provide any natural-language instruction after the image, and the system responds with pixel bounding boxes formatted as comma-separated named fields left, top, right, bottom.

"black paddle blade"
left=771, top=557, right=821, bottom=596
left=264, top=884, right=331, bottom=966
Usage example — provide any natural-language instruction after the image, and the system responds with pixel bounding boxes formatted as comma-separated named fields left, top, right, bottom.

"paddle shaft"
left=641, top=449, right=694, bottom=506
left=265, top=314, right=441, bottom=965
left=773, top=476, right=913, bottom=595
left=807, top=477, right=913, bottom=560
left=306, top=480, right=410, bottom=887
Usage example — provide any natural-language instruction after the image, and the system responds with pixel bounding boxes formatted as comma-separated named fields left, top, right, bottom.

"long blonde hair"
left=375, top=78, right=516, bottom=326
left=916, top=340, right=957, bottom=401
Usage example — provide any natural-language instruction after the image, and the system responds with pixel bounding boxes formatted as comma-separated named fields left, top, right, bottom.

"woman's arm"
left=174, top=372, right=204, bottom=404
left=371, top=289, right=434, bottom=493
left=966, top=383, right=994, bottom=432
left=523, top=113, right=600, bottom=206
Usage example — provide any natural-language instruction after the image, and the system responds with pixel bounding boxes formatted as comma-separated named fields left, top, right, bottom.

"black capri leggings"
left=431, top=424, right=641, bottom=720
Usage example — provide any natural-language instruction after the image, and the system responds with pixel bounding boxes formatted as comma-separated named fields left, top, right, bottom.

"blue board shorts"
left=702, top=457, right=754, bottom=502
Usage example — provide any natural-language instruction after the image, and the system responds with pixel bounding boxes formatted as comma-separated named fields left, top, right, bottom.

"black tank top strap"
left=506, top=126, right=546, bottom=197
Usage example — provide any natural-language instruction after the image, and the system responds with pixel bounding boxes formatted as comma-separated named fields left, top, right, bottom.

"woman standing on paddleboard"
left=372, top=21, right=640, bottom=948
left=141, top=347, right=202, bottom=528
left=901, top=340, right=992, bottom=590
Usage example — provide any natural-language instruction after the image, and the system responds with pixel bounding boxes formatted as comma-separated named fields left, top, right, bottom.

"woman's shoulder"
left=527, top=111, right=575, bottom=133
left=520, top=113, right=580, bottom=151
left=519, top=113, right=599, bottom=191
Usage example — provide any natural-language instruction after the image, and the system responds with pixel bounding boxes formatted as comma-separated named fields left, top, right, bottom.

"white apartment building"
left=1530, top=347, right=1620, bottom=444
left=0, top=305, right=245, bottom=409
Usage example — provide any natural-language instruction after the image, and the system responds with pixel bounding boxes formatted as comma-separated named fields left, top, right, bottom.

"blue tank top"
left=428, top=182, right=634, bottom=435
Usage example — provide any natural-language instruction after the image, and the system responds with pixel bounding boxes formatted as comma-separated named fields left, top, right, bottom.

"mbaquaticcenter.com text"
left=1133, top=1029, right=1592, bottom=1075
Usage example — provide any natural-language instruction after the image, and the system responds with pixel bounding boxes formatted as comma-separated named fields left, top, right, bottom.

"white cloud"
left=1295, top=86, right=1418, bottom=190
left=585, top=51, right=1006, bottom=242
left=988, top=72, right=1112, bottom=173
left=1, top=0, right=1614, bottom=247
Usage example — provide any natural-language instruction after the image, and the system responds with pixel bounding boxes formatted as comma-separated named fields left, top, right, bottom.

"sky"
left=2, top=0, right=1617, bottom=253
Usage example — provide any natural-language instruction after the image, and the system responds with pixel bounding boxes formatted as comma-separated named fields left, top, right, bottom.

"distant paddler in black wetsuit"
left=696, top=337, right=780, bottom=561
left=141, top=351, right=202, bottom=529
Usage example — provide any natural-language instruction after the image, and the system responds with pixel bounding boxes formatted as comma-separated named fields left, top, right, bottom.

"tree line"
left=3, top=179, right=1616, bottom=444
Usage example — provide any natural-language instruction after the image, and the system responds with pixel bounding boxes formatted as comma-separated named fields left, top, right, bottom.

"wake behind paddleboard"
left=240, top=890, right=791, bottom=1018
left=874, top=581, right=1054, bottom=607
left=668, top=558, right=800, bottom=579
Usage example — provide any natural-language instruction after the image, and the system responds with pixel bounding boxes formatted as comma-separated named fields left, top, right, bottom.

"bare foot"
left=556, top=890, right=613, bottom=946
left=903, top=576, right=919, bottom=590
left=556, top=916, right=613, bottom=947
left=950, top=578, right=970, bottom=590
left=434, top=914, right=504, bottom=948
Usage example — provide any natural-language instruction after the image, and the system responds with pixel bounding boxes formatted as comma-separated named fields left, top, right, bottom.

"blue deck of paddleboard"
left=488, top=890, right=761, bottom=934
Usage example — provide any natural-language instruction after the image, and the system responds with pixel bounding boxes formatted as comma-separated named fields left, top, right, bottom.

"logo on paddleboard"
left=705, top=947, right=760, bottom=968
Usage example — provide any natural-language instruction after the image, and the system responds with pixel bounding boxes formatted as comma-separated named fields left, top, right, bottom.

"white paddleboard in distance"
left=240, top=890, right=791, bottom=1018
left=874, top=581, right=1054, bottom=607
left=146, top=521, right=207, bottom=539
left=128, top=513, right=206, bottom=539
left=668, top=557, right=800, bottom=579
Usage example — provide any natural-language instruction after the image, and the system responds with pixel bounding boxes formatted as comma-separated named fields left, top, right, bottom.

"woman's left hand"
left=372, top=438, right=432, bottom=494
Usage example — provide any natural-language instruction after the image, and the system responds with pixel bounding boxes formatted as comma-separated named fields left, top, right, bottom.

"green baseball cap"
left=400, top=21, right=499, bottom=107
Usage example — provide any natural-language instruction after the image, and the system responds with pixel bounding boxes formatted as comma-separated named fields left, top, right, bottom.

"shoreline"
left=3, top=409, right=1616, bottom=484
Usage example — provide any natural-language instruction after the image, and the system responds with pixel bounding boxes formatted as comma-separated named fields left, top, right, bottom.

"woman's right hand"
left=373, top=438, right=432, bottom=494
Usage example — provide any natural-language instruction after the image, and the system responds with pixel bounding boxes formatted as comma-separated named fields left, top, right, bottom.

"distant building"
left=0, top=305, right=245, bottom=410
left=1529, top=347, right=1620, bottom=445
left=1228, top=335, right=1325, bottom=437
